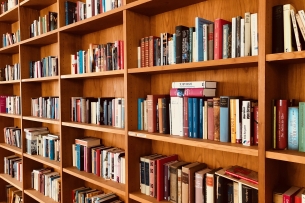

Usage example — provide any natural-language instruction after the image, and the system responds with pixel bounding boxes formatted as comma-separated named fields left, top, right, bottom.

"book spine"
left=231, top=17, right=236, bottom=58
left=236, top=16, right=241, bottom=57
left=213, top=98, right=220, bottom=141
left=149, top=36, right=155, bottom=67
left=276, top=100, right=288, bottom=149
left=242, top=100, right=252, bottom=146
left=195, top=174, right=203, bottom=203
left=149, top=160, right=155, bottom=197
left=181, top=171, right=189, bottom=203
left=207, top=99, right=214, bottom=140
left=291, top=9, right=302, bottom=51
left=182, top=29, right=190, bottom=63
left=220, top=97, right=230, bottom=142
left=253, top=105, right=259, bottom=145
left=208, top=24, right=214, bottom=60
left=203, top=24, right=208, bottom=61
left=230, top=99, right=236, bottom=143
left=250, top=13, right=258, bottom=55
left=170, top=167, right=178, bottom=202
left=240, top=19, right=245, bottom=57
left=176, top=26, right=183, bottom=64
left=141, top=38, right=145, bottom=67
left=188, top=98, right=193, bottom=138
left=245, top=12, right=251, bottom=56
left=183, top=97, right=189, bottom=137
left=193, top=98, right=199, bottom=138
left=283, top=5, right=294, bottom=52
left=199, top=99, right=203, bottom=139
left=214, top=19, right=222, bottom=59
left=299, top=103, right=305, bottom=152
left=206, top=174, right=215, bottom=203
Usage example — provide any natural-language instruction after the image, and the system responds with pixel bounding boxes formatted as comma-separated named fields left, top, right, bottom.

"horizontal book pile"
left=140, top=154, right=258, bottom=202
left=273, top=186, right=305, bottom=203
left=0, top=63, right=20, bottom=81
left=0, top=95, right=20, bottom=115
left=72, top=187, right=122, bottom=203
left=4, top=127, right=21, bottom=148
left=72, top=137, right=125, bottom=184
left=71, top=41, right=124, bottom=74
left=31, top=168, right=60, bottom=202
left=30, top=12, right=58, bottom=38
left=4, top=155, right=22, bottom=182
left=3, top=30, right=20, bottom=47
left=138, top=81, right=258, bottom=146
left=5, top=185, right=22, bottom=203
left=65, top=0, right=123, bottom=25
left=25, top=127, right=60, bottom=162
left=29, top=56, right=58, bottom=78
left=71, top=97, right=125, bottom=128
left=272, top=5, right=305, bottom=53
left=137, top=13, right=258, bottom=67
left=31, top=96, right=59, bottom=119
left=0, top=0, right=18, bottom=14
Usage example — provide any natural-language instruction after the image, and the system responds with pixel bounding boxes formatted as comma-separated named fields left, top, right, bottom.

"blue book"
left=49, top=139, right=55, bottom=160
left=188, top=98, right=193, bottom=138
left=193, top=98, right=199, bottom=138
left=199, top=99, right=203, bottom=139
left=138, top=98, right=144, bottom=130
left=79, top=50, right=83, bottom=73
left=288, top=106, right=299, bottom=150
left=195, top=17, right=213, bottom=62
left=299, top=102, right=305, bottom=152
left=103, top=0, right=106, bottom=13
left=76, top=144, right=81, bottom=170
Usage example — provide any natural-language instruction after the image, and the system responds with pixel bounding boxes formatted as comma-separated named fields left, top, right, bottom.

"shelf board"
left=0, top=5, right=18, bottom=23
left=128, top=56, right=258, bottom=74
left=22, top=76, right=59, bottom=83
left=0, top=80, right=20, bottom=84
left=59, top=7, right=124, bottom=35
left=266, top=150, right=305, bottom=164
left=61, top=70, right=124, bottom=79
left=0, top=143, right=22, bottom=155
left=21, top=30, right=58, bottom=46
left=24, top=189, right=57, bottom=203
left=23, top=116, right=59, bottom=124
left=128, top=131, right=258, bottom=156
left=129, top=191, right=169, bottom=203
left=23, top=154, right=60, bottom=170
left=63, top=167, right=125, bottom=196
left=20, top=0, right=57, bottom=10
left=0, top=174, right=22, bottom=190
left=267, top=51, right=305, bottom=63
left=0, top=43, right=19, bottom=54
left=126, top=0, right=205, bottom=16
left=0, top=113, right=21, bottom=119
left=62, top=122, right=125, bottom=135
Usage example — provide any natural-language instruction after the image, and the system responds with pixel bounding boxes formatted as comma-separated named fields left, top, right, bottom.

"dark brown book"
left=149, top=36, right=159, bottom=67
left=175, top=25, right=189, bottom=64
left=213, top=98, right=220, bottom=141
left=141, top=38, right=145, bottom=67
left=147, top=95, right=167, bottom=133
left=272, top=5, right=284, bottom=53
left=144, top=37, right=149, bottom=67
left=169, top=161, right=189, bottom=203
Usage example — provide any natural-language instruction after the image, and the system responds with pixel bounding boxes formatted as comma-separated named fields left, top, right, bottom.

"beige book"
left=291, top=9, right=302, bottom=51
left=233, top=182, right=239, bottom=203
left=283, top=4, right=295, bottom=52
left=296, top=13, right=305, bottom=41
left=244, top=12, right=251, bottom=56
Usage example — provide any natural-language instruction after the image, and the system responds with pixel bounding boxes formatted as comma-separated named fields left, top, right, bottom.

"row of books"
left=0, top=63, right=20, bottom=81
left=72, top=187, right=123, bottom=203
left=140, top=154, right=258, bottom=202
left=5, top=185, right=22, bottom=203
left=31, top=97, right=59, bottom=119
left=0, top=95, right=20, bottom=115
left=71, top=97, right=125, bottom=129
left=31, top=168, right=60, bottom=202
left=4, top=127, right=21, bottom=148
left=25, top=127, right=60, bottom=162
left=71, top=41, right=124, bottom=74
left=72, top=137, right=125, bottom=184
left=4, top=155, right=22, bottom=182
left=137, top=14, right=258, bottom=68
left=30, top=12, right=58, bottom=38
left=0, top=0, right=18, bottom=14
left=272, top=5, right=305, bottom=53
left=2, top=30, right=20, bottom=47
left=65, top=0, right=122, bottom=25
left=29, top=56, right=58, bottom=78
left=273, top=186, right=305, bottom=203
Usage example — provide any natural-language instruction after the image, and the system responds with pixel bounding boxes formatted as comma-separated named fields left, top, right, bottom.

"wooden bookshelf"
left=21, top=76, right=59, bottom=83
left=24, top=189, right=58, bottom=203
left=22, top=116, right=59, bottom=124
left=0, top=113, right=21, bottom=119
left=0, top=43, right=19, bottom=54
left=0, top=80, right=20, bottom=84
left=0, top=143, right=22, bottom=155
left=129, top=191, right=169, bottom=203
left=266, top=150, right=305, bottom=165
left=0, top=5, right=18, bottom=23
left=62, top=122, right=125, bottom=135
left=23, top=154, right=60, bottom=170
left=61, top=70, right=125, bottom=79
left=0, top=174, right=22, bottom=190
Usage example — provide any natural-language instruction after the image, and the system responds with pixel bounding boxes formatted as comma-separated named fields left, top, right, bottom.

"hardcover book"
left=225, top=165, right=258, bottom=184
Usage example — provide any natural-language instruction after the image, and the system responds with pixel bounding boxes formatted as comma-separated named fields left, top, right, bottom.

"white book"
left=143, top=100, right=148, bottom=130
left=203, top=24, right=208, bottom=61
left=106, top=0, right=112, bottom=12
left=251, top=13, right=258, bottom=55
left=291, top=9, right=302, bottom=51
left=240, top=18, right=245, bottom=57
left=284, top=5, right=295, bottom=52
left=239, top=182, right=243, bottom=203
left=114, top=98, right=118, bottom=127
left=168, top=39, right=172, bottom=65
left=242, top=100, right=251, bottom=146
left=298, top=10, right=305, bottom=35
left=171, top=97, right=183, bottom=136
left=95, top=0, right=98, bottom=15
left=232, top=17, right=236, bottom=58
left=172, top=81, right=217, bottom=88
left=206, top=172, right=216, bottom=203
left=91, top=101, right=97, bottom=124
left=137, top=47, right=141, bottom=68
left=244, top=12, right=251, bottom=56
left=169, top=103, right=172, bottom=135
left=296, top=13, right=305, bottom=41
left=117, top=98, right=122, bottom=128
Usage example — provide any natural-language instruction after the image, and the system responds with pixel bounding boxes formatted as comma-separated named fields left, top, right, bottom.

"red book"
left=183, top=97, right=189, bottom=137
left=149, top=156, right=165, bottom=197
left=147, top=95, right=167, bottom=133
left=149, top=36, right=159, bottom=67
left=144, top=37, right=149, bottom=67
left=283, top=186, right=300, bottom=203
left=156, top=155, right=178, bottom=201
left=0, top=96, right=7, bottom=113
left=225, top=165, right=258, bottom=184
left=95, top=148, right=101, bottom=177
left=207, top=99, right=214, bottom=140
left=141, top=38, right=145, bottom=67
left=214, top=19, right=231, bottom=60
left=170, top=88, right=216, bottom=97
left=76, top=99, right=81, bottom=122
left=253, top=105, right=258, bottom=145
left=119, top=40, right=124, bottom=69
left=295, top=188, right=305, bottom=203
left=276, top=100, right=288, bottom=149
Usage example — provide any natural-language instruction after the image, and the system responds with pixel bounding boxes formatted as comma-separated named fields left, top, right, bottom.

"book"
left=172, top=81, right=217, bottom=89
left=223, top=24, right=232, bottom=59
left=75, top=137, right=101, bottom=147
left=175, top=25, right=189, bottom=64
left=283, top=4, right=296, bottom=52
left=147, top=95, right=167, bottom=133
left=244, top=12, right=251, bottom=56
left=283, top=186, right=300, bottom=203
left=170, top=88, right=216, bottom=97
left=195, top=17, right=213, bottom=62
left=213, top=98, right=220, bottom=141
left=288, top=106, right=298, bottom=150
left=276, top=99, right=288, bottom=149
left=206, top=168, right=222, bottom=203
left=214, top=19, right=231, bottom=59
left=169, top=161, right=189, bottom=202
left=250, top=13, right=258, bottom=56
left=195, top=168, right=211, bottom=203
left=207, top=99, right=214, bottom=140
left=299, top=102, right=305, bottom=152
left=225, top=165, right=258, bottom=184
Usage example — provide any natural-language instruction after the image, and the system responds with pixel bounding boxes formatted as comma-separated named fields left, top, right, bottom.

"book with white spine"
left=240, top=19, right=245, bottom=57
left=291, top=9, right=302, bottom=51
left=251, top=13, right=258, bottom=55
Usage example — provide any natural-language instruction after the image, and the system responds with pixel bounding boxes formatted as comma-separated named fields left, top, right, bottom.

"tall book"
left=250, top=13, right=258, bottom=56
left=223, top=24, right=232, bottom=59
left=147, top=95, right=166, bottom=133
left=195, top=168, right=211, bottom=203
left=214, top=18, right=231, bottom=60
left=276, top=100, right=288, bottom=149
left=244, top=12, right=251, bottom=56
left=283, top=4, right=296, bottom=52
left=299, top=102, right=305, bottom=152
left=169, top=161, right=189, bottom=203
left=195, top=17, right=213, bottom=62
left=288, top=106, right=298, bottom=150
left=213, top=98, right=220, bottom=141
left=206, top=168, right=222, bottom=203
left=175, top=25, right=189, bottom=64
left=207, top=99, right=214, bottom=140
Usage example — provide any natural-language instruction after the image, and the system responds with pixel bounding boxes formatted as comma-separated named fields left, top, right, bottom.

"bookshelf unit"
left=0, top=0, right=303, bottom=202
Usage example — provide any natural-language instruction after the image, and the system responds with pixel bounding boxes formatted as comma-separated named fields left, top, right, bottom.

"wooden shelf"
left=20, top=0, right=57, bottom=10
left=266, top=51, right=305, bottom=63
left=63, top=167, right=125, bottom=196
left=61, top=70, right=125, bottom=79
left=21, top=31, right=58, bottom=46
left=266, top=150, right=305, bottom=164
left=0, top=43, right=19, bottom=54
left=59, top=7, right=124, bottom=35
left=128, top=56, right=258, bottom=74
left=62, top=122, right=125, bottom=135
left=22, top=76, right=59, bottom=83
left=0, top=80, right=20, bottom=85
left=128, top=131, right=258, bottom=156
left=0, top=5, right=18, bottom=23
left=0, top=143, right=22, bottom=155
left=0, top=113, right=21, bottom=119
left=24, top=189, right=57, bottom=203
left=23, top=154, right=60, bottom=170
left=22, top=116, right=59, bottom=124
left=0, top=174, right=22, bottom=190
left=129, top=191, right=169, bottom=203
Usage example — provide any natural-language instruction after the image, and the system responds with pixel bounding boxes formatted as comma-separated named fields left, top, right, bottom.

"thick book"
left=283, top=186, right=300, bottom=203
left=216, top=175, right=230, bottom=203
left=195, top=17, right=213, bottom=62
left=295, top=188, right=305, bottom=203
left=225, top=165, right=258, bottom=184
left=273, top=186, right=290, bottom=203
left=214, top=19, right=231, bottom=60
left=175, top=25, right=189, bottom=64
left=172, top=81, right=217, bottom=89
left=283, top=4, right=296, bottom=52
left=169, top=161, right=189, bottom=202
left=276, top=99, right=288, bottom=149
left=288, top=106, right=298, bottom=150
left=147, top=95, right=167, bottom=133
left=65, top=1, right=76, bottom=25
left=170, top=88, right=216, bottom=97
left=195, top=168, right=211, bottom=203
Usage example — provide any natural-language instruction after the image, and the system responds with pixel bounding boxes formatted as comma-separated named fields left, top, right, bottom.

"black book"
left=65, top=1, right=76, bottom=25
left=161, top=97, right=170, bottom=134
left=106, top=43, right=113, bottom=71
left=175, top=25, right=189, bottom=64
left=216, top=175, right=229, bottom=203
left=112, top=43, right=118, bottom=70
left=236, top=16, right=242, bottom=57
left=155, top=38, right=161, bottom=66
left=272, top=5, right=284, bottom=53
left=182, top=28, right=190, bottom=63
left=49, top=12, right=58, bottom=31
left=252, top=188, right=258, bottom=203
left=227, top=181, right=234, bottom=203
left=242, top=184, right=252, bottom=203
